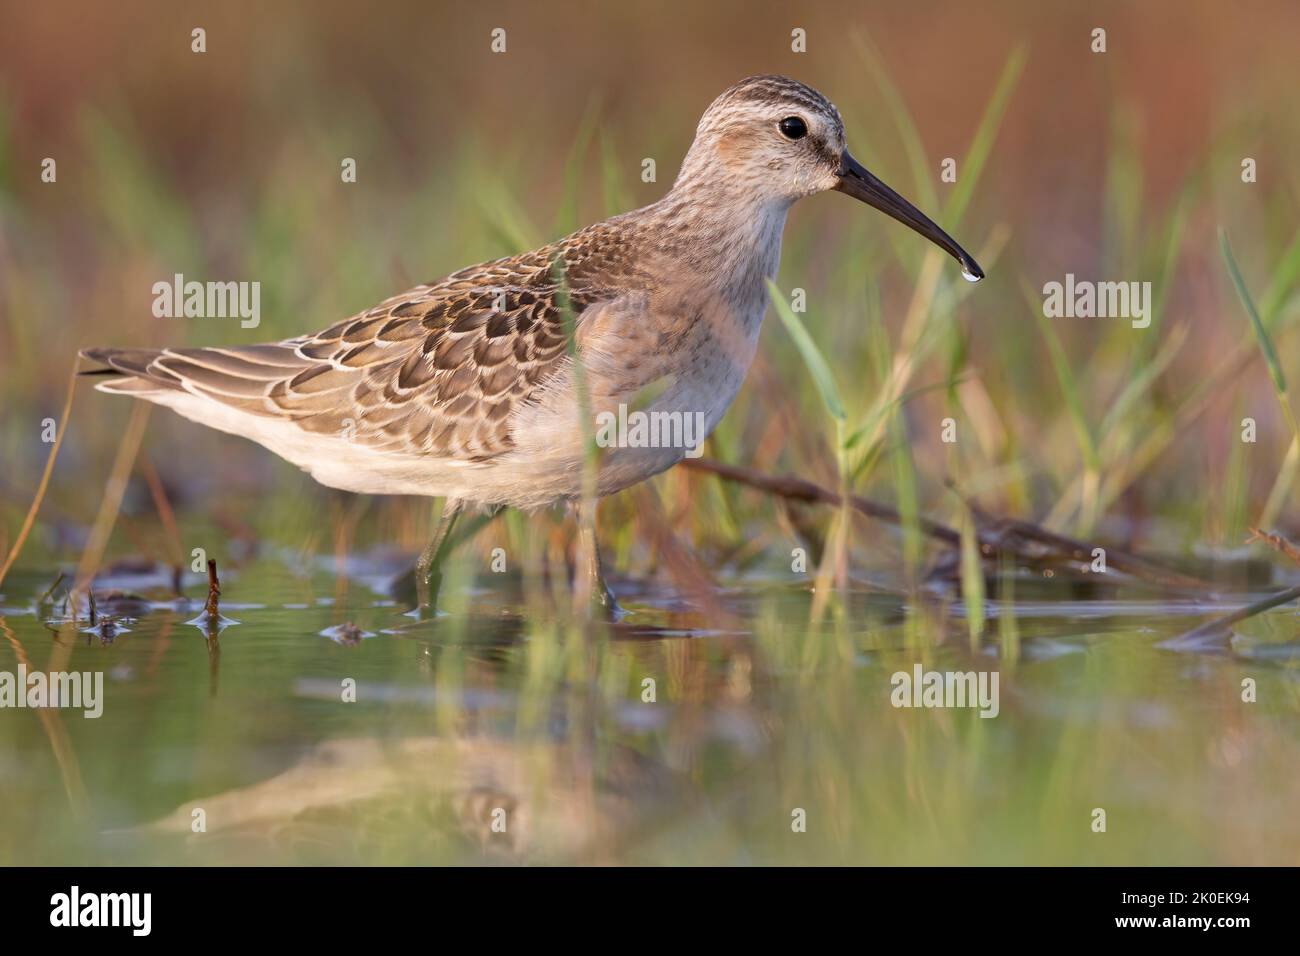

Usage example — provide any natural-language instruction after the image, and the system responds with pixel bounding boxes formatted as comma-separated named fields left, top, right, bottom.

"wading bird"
left=82, top=75, right=983, bottom=614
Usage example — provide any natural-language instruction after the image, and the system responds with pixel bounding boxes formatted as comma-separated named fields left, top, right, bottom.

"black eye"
left=779, top=116, right=808, bottom=140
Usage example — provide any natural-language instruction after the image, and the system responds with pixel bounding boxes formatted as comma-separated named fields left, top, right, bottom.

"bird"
left=80, top=75, right=984, bottom=615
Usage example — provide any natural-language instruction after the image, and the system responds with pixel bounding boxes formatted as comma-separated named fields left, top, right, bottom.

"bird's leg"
left=574, top=500, right=622, bottom=618
left=414, top=498, right=462, bottom=615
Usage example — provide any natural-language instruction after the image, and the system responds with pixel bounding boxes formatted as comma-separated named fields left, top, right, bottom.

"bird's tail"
left=79, top=347, right=183, bottom=395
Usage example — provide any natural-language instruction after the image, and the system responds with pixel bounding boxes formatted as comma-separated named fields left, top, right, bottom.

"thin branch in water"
left=1247, top=527, right=1300, bottom=568
left=204, top=559, right=221, bottom=618
left=1162, top=583, right=1300, bottom=651
left=0, top=362, right=80, bottom=590
left=36, top=571, right=66, bottom=606
left=682, top=457, right=1210, bottom=591
left=74, top=401, right=152, bottom=591
left=959, top=504, right=1210, bottom=591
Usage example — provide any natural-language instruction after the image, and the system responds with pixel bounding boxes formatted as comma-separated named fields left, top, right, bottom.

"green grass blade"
left=552, top=95, right=603, bottom=236
left=851, top=32, right=936, bottom=212
left=1098, top=322, right=1188, bottom=441
left=1102, top=105, right=1144, bottom=271
left=845, top=374, right=969, bottom=452
left=598, top=130, right=630, bottom=218
left=1220, top=227, right=1287, bottom=394
left=943, top=45, right=1027, bottom=230
left=889, top=408, right=923, bottom=577
left=766, top=280, right=846, bottom=422
left=1022, top=280, right=1099, bottom=471
left=959, top=502, right=986, bottom=645
left=477, top=157, right=542, bottom=254
left=1258, top=224, right=1300, bottom=326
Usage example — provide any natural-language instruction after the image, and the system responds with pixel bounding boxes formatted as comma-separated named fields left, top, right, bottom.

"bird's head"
left=676, top=75, right=983, bottom=281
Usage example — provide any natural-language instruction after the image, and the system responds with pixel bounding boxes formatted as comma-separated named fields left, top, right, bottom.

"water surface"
left=2, top=555, right=1298, bottom=865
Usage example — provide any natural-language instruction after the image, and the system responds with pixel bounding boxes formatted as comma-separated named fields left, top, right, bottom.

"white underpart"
left=101, top=381, right=491, bottom=497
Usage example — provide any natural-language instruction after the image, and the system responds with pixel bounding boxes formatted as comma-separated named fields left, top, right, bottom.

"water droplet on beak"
left=961, top=267, right=982, bottom=283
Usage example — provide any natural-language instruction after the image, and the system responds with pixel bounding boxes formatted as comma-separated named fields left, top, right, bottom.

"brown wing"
left=84, top=226, right=649, bottom=462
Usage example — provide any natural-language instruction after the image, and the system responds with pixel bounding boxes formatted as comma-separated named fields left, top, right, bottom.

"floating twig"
left=683, top=457, right=1209, bottom=590
left=204, top=558, right=221, bottom=617
left=335, top=621, right=364, bottom=646
left=36, top=571, right=66, bottom=606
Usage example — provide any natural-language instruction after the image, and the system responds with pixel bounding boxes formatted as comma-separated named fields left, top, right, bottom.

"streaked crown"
left=699, top=75, right=844, bottom=135
left=675, top=75, right=848, bottom=202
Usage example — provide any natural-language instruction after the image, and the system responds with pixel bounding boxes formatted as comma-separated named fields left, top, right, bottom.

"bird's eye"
left=779, top=116, right=808, bottom=140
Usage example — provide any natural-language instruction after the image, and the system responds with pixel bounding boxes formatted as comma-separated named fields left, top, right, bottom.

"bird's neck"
left=651, top=181, right=791, bottom=293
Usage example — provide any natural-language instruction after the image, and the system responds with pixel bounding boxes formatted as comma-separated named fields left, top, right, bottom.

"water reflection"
left=1, top=554, right=1298, bottom=865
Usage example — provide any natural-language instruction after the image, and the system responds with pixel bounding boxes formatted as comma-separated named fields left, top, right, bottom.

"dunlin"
left=82, top=75, right=983, bottom=613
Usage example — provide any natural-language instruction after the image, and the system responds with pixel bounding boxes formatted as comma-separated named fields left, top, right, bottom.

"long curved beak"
left=835, top=150, right=984, bottom=282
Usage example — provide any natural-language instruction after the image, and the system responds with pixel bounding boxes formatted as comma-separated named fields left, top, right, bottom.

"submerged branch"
left=1163, top=583, right=1300, bottom=650
left=682, top=457, right=1209, bottom=591
left=1163, top=528, right=1300, bottom=648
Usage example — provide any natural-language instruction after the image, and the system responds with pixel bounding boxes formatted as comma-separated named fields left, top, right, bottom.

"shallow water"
left=1, top=554, right=1298, bottom=865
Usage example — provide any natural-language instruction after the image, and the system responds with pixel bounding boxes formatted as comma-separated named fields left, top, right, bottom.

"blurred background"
left=2, top=0, right=1299, bottom=566
left=1, top=1, right=1299, bottom=865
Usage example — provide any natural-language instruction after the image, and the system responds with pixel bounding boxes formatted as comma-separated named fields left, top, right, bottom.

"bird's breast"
left=494, top=206, right=788, bottom=501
